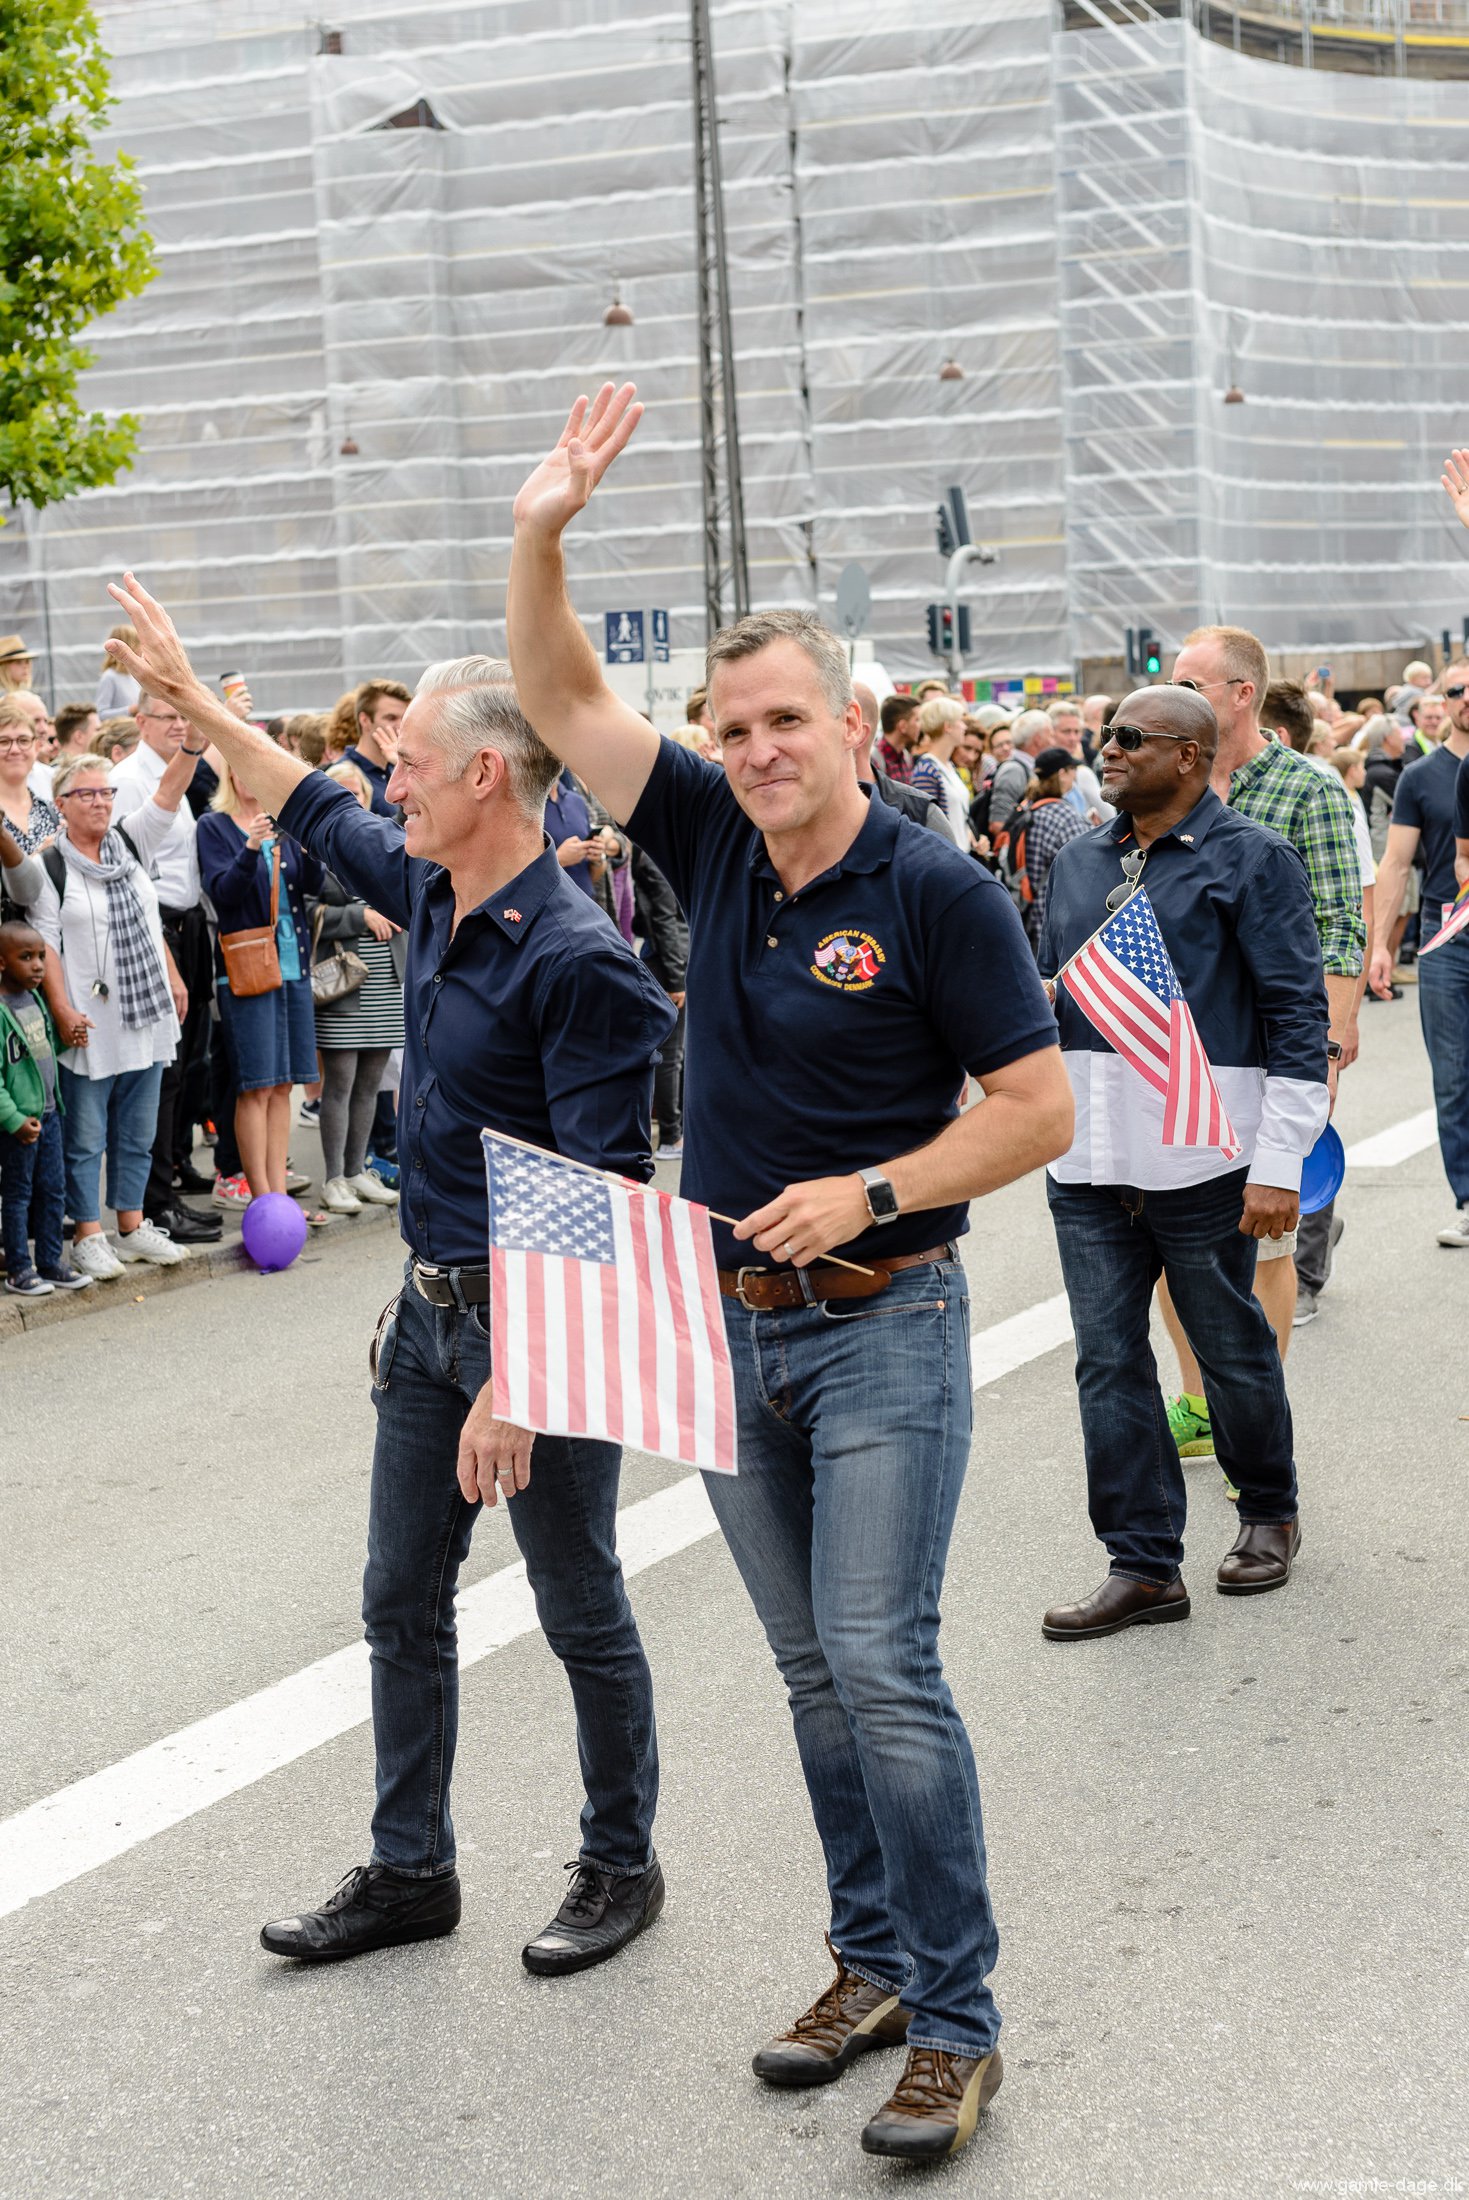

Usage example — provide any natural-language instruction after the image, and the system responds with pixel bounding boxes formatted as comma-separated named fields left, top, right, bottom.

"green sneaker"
left=1167, top=1393, right=1214, bottom=1457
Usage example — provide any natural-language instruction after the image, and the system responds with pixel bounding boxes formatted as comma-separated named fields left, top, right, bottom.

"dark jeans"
left=365, top=1268, right=657, bottom=1878
left=1418, top=928, right=1469, bottom=1205
left=1046, top=1169, right=1298, bottom=1584
left=705, top=1256, right=999, bottom=2057
left=654, top=1002, right=685, bottom=1141
left=147, top=906, right=213, bottom=1213
left=1, top=1109, right=65, bottom=1272
left=209, top=1002, right=242, bottom=1179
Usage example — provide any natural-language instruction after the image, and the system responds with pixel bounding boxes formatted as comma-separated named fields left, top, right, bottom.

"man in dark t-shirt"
left=1370, top=659, right=1469, bottom=1244
left=506, top=385, right=1073, bottom=2168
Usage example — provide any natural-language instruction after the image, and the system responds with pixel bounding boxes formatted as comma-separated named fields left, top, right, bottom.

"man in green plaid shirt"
left=1156, top=624, right=1364, bottom=1462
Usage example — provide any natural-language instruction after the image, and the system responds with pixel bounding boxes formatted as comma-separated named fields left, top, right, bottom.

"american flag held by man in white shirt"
left=1059, top=885, right=1241, bottom=1160
left=483, top=1130, right=738, bottom=1475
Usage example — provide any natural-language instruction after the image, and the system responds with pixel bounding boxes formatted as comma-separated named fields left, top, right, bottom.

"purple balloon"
left=241, top=1191, right=309, bottom=1273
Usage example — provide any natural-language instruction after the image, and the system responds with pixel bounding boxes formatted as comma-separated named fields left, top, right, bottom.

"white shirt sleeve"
left=1247, top=1075, right=1331, bottom=1192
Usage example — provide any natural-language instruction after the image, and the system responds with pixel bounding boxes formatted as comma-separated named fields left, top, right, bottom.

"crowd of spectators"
left=1, top=623, right=1465, bottom=1301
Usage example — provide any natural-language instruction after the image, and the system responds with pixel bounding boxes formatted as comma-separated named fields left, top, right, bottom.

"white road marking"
left=1344, top=1107, right=1438, bottom=1171
left=0, top=1104, right=1434, bottom=1922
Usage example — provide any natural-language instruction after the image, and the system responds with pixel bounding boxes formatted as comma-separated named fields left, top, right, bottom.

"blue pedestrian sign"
left=605, top=610, right=645, bottom=665
left=651, top=609, right=670, bottom=663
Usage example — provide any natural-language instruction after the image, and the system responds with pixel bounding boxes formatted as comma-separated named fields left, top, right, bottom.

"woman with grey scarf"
left=30, top=747, right=199, bottom=1280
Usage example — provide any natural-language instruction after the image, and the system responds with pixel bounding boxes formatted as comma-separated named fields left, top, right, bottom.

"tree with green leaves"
left=0, top=0, right=156, bottom=520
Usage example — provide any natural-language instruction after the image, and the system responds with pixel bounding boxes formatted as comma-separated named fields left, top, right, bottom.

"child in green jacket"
left=0, top=920, right=91, bottom=1296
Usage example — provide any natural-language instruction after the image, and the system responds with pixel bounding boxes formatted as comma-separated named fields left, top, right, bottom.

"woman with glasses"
left=29, top=751, right=199, bottom=1281
left=0, top=697, right=61, bottom=852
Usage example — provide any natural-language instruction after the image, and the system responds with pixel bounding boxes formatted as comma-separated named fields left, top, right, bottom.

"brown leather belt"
left=718, top=1244, right=950, bottom=1310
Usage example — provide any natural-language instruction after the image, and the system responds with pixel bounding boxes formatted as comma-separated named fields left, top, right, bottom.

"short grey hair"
left=705, top=608, right=852, bottom=717
left=52, top=753, right=113, bottom=801
left=1011, top=708, right=1055, bottom=750
left=414, top=657, right=561, bottom=817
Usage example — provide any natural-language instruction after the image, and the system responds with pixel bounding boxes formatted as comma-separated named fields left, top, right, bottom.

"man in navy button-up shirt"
left=1038, top=686, right=1328, bottom=1642
left=506, top=386, right=1074, bottom=2167
left=104, top=578, right=678, bottom=1987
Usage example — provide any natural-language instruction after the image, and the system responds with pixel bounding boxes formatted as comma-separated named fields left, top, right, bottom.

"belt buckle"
left=412, top=1260, right=443, bottom=1302
left=734, top=1265, right=766, bottom=1311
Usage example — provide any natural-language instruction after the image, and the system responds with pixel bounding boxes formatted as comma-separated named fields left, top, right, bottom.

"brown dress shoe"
left=1217, top=1518, right=1300, bottom=1594
left=1042, top=1572, right=1190, bottom=1640
left=861, top=2045, right=1003, bottom=2160
left=752, top=1936, right=909, bottom=2087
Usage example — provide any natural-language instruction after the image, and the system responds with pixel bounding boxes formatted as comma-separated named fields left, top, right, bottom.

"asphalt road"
left=3, top=990, right=1466, bottom=2200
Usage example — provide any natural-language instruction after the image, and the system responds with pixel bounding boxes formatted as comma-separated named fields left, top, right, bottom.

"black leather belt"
left=411, top=1260, right=490, bottom=1307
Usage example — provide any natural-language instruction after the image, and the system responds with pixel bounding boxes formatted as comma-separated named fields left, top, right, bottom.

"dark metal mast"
left=690, top=0, right=749, bottom=635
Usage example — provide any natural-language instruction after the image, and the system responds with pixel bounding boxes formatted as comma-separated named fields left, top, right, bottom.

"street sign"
left=835, top=563, right=871, bottom=640
left=605, top=610, right=645, bottom=665
left=651, top=609, right=670, bottom=663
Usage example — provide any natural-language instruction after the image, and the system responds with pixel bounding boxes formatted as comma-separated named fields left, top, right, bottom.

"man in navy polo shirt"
left=103, top=578, right=678, bottom=1982
left=1039, top=687, right=1328, bottom=1639
left=342, top=677, right=411, bottom=817
left=1369, top=655, right=1469, bottom=1247
left=507, top=386, right=1072, bottom=2167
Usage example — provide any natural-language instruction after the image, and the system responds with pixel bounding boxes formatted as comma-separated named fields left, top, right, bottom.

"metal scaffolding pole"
left=690, top=0, right=750, bottom=635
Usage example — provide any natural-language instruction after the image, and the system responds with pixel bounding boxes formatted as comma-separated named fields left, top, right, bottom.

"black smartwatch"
left=1325, top=1039, right=1344, bottom=1063
left=859, top=1167, right=900, bottom=1225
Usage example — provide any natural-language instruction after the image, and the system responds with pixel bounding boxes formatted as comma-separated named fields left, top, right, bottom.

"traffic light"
left=935, top=484, right=972, bottom=561
left=1126, top=626, right=1164, bottom=679
left=936, top=504, right=957, bottom=559
left=926, top=603, right=971, bottom=659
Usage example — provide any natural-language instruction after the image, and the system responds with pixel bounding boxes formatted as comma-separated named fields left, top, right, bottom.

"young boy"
left=0, top=920, right=92, bottom=1296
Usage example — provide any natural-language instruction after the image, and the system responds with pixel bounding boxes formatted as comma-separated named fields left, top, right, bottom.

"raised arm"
left=103, top=574, right=313, bottom=822
left=507, top=385, right=662, bottom=825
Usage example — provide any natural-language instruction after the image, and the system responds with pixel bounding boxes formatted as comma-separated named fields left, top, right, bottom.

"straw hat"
left=0, top=635, right=33, bottom=664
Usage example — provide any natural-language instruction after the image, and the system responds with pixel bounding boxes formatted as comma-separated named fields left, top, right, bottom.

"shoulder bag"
left=309, top=901, right=369, bottom=1007
left=218, top=838, right=284, bottom=997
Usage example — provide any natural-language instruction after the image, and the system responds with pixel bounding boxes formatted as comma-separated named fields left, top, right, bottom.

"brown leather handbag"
left=218, top=838, right=283, bottom=997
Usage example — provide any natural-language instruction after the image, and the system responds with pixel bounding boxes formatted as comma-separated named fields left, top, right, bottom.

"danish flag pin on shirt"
left=504, top=907, right=523, bottom=922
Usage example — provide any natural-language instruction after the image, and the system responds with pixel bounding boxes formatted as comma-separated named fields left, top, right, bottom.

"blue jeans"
left=365, top=1269, right=657, bottom=1879
left=1046, top=1170, right=1297, bottom=1584
left=1, top=1109, right=65, bottom=1272
left=58, top=1063, right=165, bottom=1224
left=704, top=1255, right=998, bottom=2058
left=1418, top=929, right=1469, bottom=1205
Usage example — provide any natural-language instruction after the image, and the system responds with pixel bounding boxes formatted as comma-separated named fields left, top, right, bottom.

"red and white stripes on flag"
left=1420, top=882, right=1469, bottom=955
left=1060, top=888, right=1242, bottom=1160
left=482, top=1131, right=738, bottom=1476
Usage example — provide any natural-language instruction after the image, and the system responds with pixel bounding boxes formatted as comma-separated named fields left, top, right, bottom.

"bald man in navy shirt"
left=507, top=387, right=1073, bottom=2167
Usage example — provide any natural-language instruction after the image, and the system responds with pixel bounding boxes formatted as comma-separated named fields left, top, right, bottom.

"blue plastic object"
left=1298, top=1123, right=1345, bottom=1217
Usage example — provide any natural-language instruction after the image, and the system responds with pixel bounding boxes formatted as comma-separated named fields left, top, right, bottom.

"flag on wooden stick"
left=482, top=1131, right=738, bottom=1474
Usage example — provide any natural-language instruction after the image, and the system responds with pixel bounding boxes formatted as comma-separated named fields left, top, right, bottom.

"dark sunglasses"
left=1443, top=684, right=1467, bottom=700
left=1103, top=723, right=1198, bottom=752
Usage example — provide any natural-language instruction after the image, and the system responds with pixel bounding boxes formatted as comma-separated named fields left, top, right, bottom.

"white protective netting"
left=3, top=0, right=1468, bottom=709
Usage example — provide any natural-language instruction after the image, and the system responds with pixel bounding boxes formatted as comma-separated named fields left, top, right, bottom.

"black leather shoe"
left=1217, top=1518, right=1300, bottom=1594
left=260, top=1862, right=461, bottom=1961
left=173, top=1163, right=216, bottom=1196
left=861, top=2046, right=1004, bottom=2161
left=1042, top=1572, right=1190, bottom=1640
left=148, top=1201, right=222, bottom=1245
left=521, top=1854, right=665, bottom=1976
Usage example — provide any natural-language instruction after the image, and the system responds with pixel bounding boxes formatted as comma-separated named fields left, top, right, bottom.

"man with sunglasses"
left=1038, top=686, right=1329, bottom=1638
left=1368, top=659, right=1469, bottom=1248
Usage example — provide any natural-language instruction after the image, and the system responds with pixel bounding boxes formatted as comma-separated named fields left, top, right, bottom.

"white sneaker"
left=70, top=1233, right=126, bottom=1281
left=1437, top=1205, right=1469, bottom=1249
left=322, top=1176, right=364, bottom=1214
left=115, top=1217, right=186, bottom=1266
left=348, top=1169, right=399, bottom=1206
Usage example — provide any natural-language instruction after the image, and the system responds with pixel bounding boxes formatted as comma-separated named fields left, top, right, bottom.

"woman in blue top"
left=197, top=765, right=324, bottom=1220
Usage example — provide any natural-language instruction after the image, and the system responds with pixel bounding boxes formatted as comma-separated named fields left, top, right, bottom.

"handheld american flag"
left=482, top=1132, right=738, bottom=1475
left=1420, top=881, right=1469, bottom=956
left=1060, top=887, right=1242, bottom=1159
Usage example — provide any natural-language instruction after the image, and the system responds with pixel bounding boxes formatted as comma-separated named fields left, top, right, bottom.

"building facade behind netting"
left=5, top=0, right=1469, bottom=709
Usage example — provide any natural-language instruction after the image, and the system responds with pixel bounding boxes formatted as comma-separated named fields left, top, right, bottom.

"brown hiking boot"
left=860, top=2044, right=1004, bottom=2160
left=752, top=1936, right=909, bottom=2088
